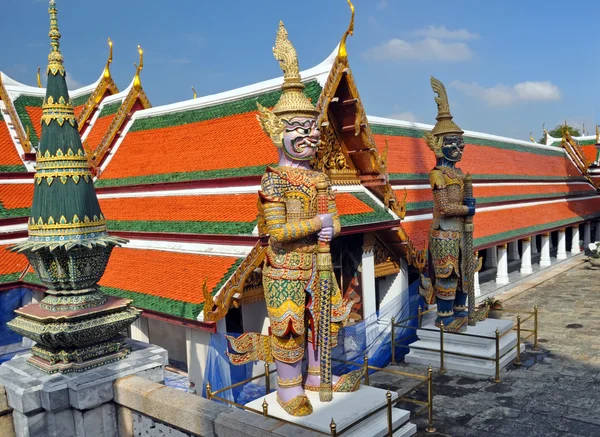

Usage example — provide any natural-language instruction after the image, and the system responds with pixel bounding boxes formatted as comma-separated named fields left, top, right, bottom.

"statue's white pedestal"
left=246, top=385, right=416, bottom=437
left=405, top=319, right=525, bottom=376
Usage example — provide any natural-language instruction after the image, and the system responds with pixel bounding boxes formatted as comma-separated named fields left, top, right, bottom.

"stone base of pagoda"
left=0, top=340, right=167, bottom=437
left=7, top=296, right=140, bottom=374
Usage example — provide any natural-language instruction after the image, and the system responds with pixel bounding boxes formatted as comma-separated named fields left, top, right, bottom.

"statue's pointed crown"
left=430, top=76, right=463, bottom=137
left=271, top=21, right=318, bottom=119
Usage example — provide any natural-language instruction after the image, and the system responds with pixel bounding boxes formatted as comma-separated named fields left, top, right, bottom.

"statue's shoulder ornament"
left=431, top=166, right=464, bottom=189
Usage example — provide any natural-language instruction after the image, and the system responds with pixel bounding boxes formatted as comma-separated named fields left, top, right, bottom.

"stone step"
left=416, top=319, right=515, bottom=348
left=344, top=408, right=410, bottom=437
left=394, top=422, right=418, bottom=437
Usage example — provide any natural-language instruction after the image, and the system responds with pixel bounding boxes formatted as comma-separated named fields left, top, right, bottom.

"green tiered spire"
left=7, top=0, right=139, bottom=374
left=15, top=0, right=125, bottom=254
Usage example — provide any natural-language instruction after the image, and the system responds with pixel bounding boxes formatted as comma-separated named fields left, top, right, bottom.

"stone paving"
left=377, top=257, right=600, bottom=436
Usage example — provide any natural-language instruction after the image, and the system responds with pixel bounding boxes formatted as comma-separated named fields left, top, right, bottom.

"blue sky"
left=3, top=0, right=599, bottom=141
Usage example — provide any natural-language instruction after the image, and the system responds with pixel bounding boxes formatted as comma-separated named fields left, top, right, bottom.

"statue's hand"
left=319, top=226, right=334, bottom=242
left=464, top=198, right=476, bottom=216
left=318, top=213, right=334, bottom=228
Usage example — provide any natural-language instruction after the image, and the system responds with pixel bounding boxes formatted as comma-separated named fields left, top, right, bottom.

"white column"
left=485, top=246, right=497, bottom=269
left=495, top=244, right=509, bottom=284
left=378, top=259, right=408, bottom=318
left=556, top=228, right=568, bottom=260
left=583, top=222, right=592, bottom=247
left=130, top=316, right=150, bottom=342
left=531, top=235, right=538, bottom=254
left=540, top=233, right=552, bottom=267
left=595, top=220, right=600, bottom=242
left=186, top=327, right=214, bottom=396
left=361, top=238, right=377, bottom=320
left=520, top=238, right=533, bottom=274
left=508, top=241, right=520, bottom=260
left=571, top=225, right=581, bottom=254
left=474, top=270, right=481, bottom=297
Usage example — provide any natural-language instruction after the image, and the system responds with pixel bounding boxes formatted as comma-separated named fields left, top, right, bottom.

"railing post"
left=426, top=366, right=436, bottom=433
left=330, top=418, right=337, bottom=437
left=364, top=354, right=370, bottom=386
left=439, top=322, right=446, bottom=373
left=391, top=317, right=396, bottom=365
left=418, top=305, right=422, bottom=328
left=386, top=391, right=393, bottom=436
left=495, top=328, right=501, bottom=383
left=264, top=362, right=271, bottom=394
left=206, top=382, right=212, bottom=401
left=262, top=399, right=269, bottom=417
left=515, top=316, right=522, bottom=366
left=533, top=305, right=539, bottom=351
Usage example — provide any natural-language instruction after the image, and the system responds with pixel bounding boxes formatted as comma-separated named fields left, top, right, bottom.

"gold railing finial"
left=103, top=38, right=113, bottom=79
left=133, top=45, right=144, bottom=89
left=338, top=0, right=355, bottom=60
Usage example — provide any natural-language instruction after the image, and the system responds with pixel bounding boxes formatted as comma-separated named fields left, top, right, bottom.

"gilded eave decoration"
left=0, top=76, right=32, bottom=153
left=203, top=242, right=267, bottom=322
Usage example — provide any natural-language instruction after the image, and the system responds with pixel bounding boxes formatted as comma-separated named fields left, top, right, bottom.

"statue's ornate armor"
left=260, top=166, right=351, bottom=363
left=428, top=166, right=468, bottom=307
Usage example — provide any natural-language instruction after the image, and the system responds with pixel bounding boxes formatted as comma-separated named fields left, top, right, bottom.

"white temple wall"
left=147, top=318, right=187, bottom=365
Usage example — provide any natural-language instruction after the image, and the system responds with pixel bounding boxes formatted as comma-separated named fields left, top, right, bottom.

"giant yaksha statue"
left=226, top=22, right=361, bottom=417
left=419, top=77, right=477, bottom=333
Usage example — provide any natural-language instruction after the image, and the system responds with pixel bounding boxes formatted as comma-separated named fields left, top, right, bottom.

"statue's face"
left=281, top=117, right=320, bottom=161
left=442, top=134, right=465, bottom=162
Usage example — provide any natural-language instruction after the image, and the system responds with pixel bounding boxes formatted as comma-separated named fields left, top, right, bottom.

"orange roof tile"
left=0, top=245, right=29, bottom=276
left=99, top=247, right=239, bottom=305
left=25, top=106, right=43, bottom=141
left=84, top=114, right=116, bottom=154
left=0, top=184, right=33, bottom=210
left=0, top=120, right=24, bottom=168
left=99, top=112, right=278, bottom=181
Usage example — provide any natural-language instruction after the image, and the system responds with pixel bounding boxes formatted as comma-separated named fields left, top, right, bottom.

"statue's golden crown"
left=257, top=22, right=319, bottom=142
left=425, top=76, right=463, bottom=158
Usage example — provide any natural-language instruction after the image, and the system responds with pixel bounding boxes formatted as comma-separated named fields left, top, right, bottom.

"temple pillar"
left=531, top=235, right=538, bottom=254
left=361, top=236, right=377, bottom=320
left=130, top=316, right=150, bottom=343
left=495, top=244, right=509, bottom=285
left=508, top=241, right=519, bottom=261
left=540, top=233, right=552, bottom=267
left=556, top=228, right=568, bottom=260
left=583, top=221, right=592, bottom=247
left=595, top=220, right=600, bottom=242
left=485, top=246, right=497, bottom=269
left=571, top=225, right=581, bottom=254
left=520, top=237, right=533, bottom=274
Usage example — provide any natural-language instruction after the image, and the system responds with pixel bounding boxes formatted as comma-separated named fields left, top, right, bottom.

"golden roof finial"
left=596, top=125, right=599, bottom=144
left=542, top=122, right=549, bottom=139
left=529, top=132, right=535, bottom=143
left=338, top=0, right=355, bottom=60
left=37, top=67, right=42, bottom=88
left=103, top=38, right=113, bottom=80
left=192, top=86, right=197, bottom=99
left=47, top=0, right=64, bottom=76
left=133, top=45, right=143, bottom=89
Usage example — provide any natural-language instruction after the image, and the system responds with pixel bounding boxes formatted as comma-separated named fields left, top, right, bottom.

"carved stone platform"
left=246, top=384, right=416, bottom=437
left=404, top=319, right=525, bottom=376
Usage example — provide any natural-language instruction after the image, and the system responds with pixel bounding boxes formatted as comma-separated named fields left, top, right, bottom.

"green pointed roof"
left=12, top=0, right=125, bottom=252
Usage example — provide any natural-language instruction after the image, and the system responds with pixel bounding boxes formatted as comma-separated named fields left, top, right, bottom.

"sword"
left=316, top=179, right=333, bottom=402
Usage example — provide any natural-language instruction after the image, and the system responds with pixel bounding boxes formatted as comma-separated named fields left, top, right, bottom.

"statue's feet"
left=435, top=316, right=467, bottom=332
left=304, top=369, right=362, bottom=393
left=276, top=391, right=313, bottom=416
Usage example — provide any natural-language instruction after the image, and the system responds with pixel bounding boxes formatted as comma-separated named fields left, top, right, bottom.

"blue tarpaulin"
left=0, top=287, right=32, bottom=363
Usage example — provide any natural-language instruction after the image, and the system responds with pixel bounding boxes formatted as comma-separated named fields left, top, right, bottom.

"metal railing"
left=206, top=359, right=435, bottom=436
left=391, top=305, right=539, bottom=383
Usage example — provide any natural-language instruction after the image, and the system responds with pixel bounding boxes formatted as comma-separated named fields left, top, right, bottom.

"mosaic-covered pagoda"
left=6, top=0, right=139, bottom=373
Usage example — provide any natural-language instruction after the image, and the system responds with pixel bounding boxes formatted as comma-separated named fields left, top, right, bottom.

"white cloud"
left=65, top=74, right=83, bottom=89
left=451, top=80, right=561, bottom=106
left=413, top=25, right=479, bottom=41
left=364, top=37, right=472, bottom=62
left=377, top=0, right=389, bottom=10
left=387, top=112, right=419, bottom=123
